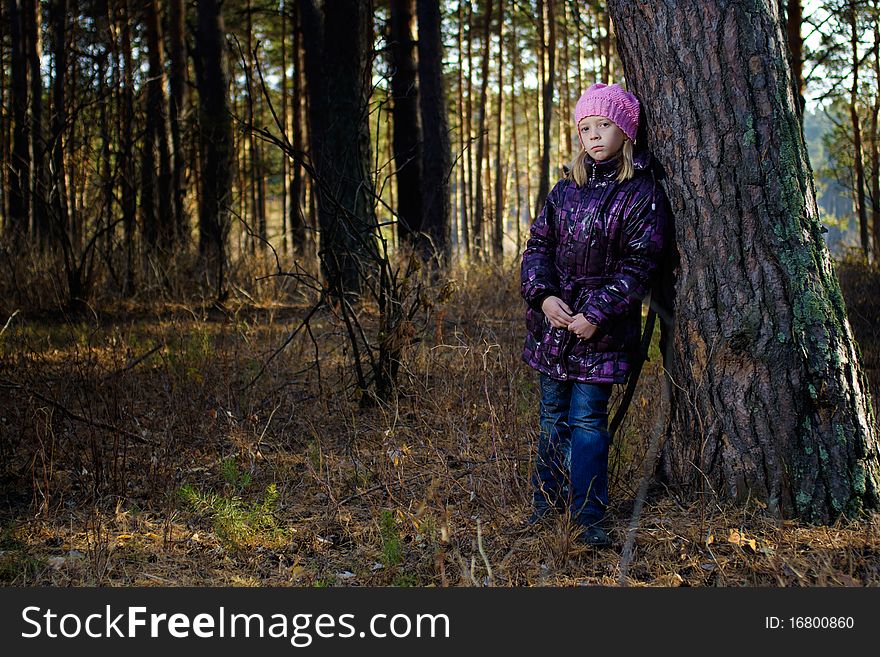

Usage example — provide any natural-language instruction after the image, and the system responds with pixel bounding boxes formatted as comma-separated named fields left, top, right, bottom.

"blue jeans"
left=532, top=375, right=612, bottom=526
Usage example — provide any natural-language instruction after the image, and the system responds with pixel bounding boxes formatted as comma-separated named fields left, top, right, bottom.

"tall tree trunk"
left=417, top=0, right=452, bottom=261
left=194, top=0, right=234, bottom=300
left=609, top=0, right=880, bottom=522
left=25, top=0, right=45, bottom=242
left=119, top=0, right=136, bottom=294
left=473, top=0, right=493, bottom=260
left=849, top=2, right=870, bottom=260
left=143, top=0, right=173, bottom=252
left=301, top=0, right=379, bottom=297
left=871, top=3, right=880, bottom=264
left=457, top=0, right=469, bottom=257
left=281, top=0, right=288, bottom=255
left=389, top=0, right=424, bottom=252
left=168, top=0, right=188, bottom=244
left=534, top=0, right=555, bottom=221
left=492, top=0, right=505, bottom=261
left=49, top=0, right=69, bottom=248
left=0, top=0, right=8, bottom=230
left=465, top=1, right=474, bottom=258
left=511, top=4, right=522, bottom=250
left=7, top=0, right=30, bottom=240
left=290, top=0, right=307, bottom=255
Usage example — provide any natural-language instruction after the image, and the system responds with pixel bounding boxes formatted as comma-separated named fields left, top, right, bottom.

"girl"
left=521, top=83, right=669, bottom=547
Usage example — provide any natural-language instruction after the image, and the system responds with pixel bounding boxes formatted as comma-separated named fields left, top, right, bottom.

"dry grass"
left=0, top=255, right=878, bottom=587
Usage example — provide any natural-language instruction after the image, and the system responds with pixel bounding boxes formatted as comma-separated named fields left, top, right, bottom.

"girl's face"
left=578, top=116, right=626, bottom=161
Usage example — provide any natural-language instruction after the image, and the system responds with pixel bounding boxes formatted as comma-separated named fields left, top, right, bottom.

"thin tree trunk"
left=473, top=0, right=493, bottom=260
left=25, top=0, right=45, bottom=242
left=281, top=0, right=289, bottom=255
left=492, top=0, right=505, bottom=261
left=457, top=0, right=469, bottom=258
left=511, top=6, right=522, bottom=250
left=49, top=0, right=69, bottom=248
left=119, top=0, right=135, bottom=294
left=0, top=0, right=8, bottom=231
left=7, top=0, right=30, bottom=240
left=534, top=0, right=555, bottom=220
left=290, top=0, right=307, bottom=255
left=143, top=0, right=173, bottom=252
left=849, top=2, right=870, bottom=259
left=609, top=0, right=880, bottom=522
left=871, top=2, right=880, bottom=263
left=417, top=0, right=452, bottom=261
left=389, top=0, right=424, bottom=252
left=465, top=1, right=474, bottom=258
left=168, top=0, right=188, bottom=244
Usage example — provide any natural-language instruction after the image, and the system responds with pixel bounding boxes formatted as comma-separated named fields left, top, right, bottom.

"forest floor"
left=1, top=256, right=879, bottom=587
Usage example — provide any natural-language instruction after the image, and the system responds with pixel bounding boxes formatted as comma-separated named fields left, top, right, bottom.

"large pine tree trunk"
left=194, top=0, right=233, bottom=299
left=608, top=0, right=880, bottom=522
left=417, top=0, right=451, bottom=261
left=389, top=0, right=424, bottom=252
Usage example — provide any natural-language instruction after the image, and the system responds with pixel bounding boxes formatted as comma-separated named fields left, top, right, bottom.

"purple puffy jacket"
left=521, top=150, right=670, bottom=384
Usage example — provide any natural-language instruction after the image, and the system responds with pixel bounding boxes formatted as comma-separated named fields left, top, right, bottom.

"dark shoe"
left=527, top=504, right=556, bottom=526
left=577, top=525, right=612, bottom=548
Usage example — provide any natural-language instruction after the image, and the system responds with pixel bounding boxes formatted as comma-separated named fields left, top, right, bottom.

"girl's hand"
left=567, top=313, right=598, bottom=340
left=541, top=296, right=574, bottom=328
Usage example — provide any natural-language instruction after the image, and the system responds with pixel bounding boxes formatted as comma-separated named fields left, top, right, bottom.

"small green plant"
left=177, top=482, right=286, bottom=549
left=380, top=509, right=403, bottom=568
left=220, top=456, right=252, bottom=491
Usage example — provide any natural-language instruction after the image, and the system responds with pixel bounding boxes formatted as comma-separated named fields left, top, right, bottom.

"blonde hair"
left=567, top=139, right=635, bottom=187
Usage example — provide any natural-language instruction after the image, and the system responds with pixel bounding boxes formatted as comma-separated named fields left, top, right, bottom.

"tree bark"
left=194, top=0, right=234, bottom=299
left=389, top=0, right=424, bottom=252
left=417, top=0, right=452, bottom=261
left=608, top=0, right=880, bottom=522
left=301, top=0, right=379, bottom=297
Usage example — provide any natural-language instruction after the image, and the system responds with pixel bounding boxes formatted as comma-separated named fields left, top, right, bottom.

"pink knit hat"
left=574, top=83, right=640, bottom=141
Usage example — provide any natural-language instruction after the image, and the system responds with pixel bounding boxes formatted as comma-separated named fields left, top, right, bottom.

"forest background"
left=0, top=0, right=879, bottom=587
